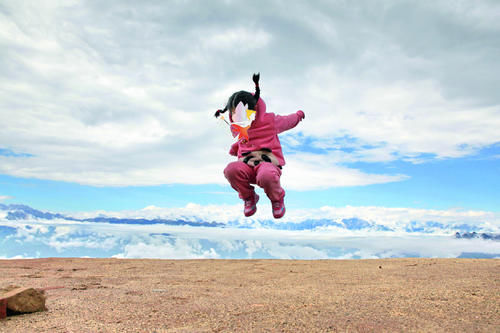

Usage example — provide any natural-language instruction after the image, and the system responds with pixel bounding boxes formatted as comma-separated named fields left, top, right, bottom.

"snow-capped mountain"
left=1, top=203, right=499, bottom=260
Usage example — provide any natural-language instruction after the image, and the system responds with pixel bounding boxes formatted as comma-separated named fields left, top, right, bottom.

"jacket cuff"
left=297, top=110, right=305, bottom=120
left=229, top=143, right=239, bottom=156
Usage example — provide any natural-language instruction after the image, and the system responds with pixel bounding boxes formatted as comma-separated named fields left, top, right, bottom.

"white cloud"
left=296, top=65, right=500, bottom=160
left=0, top=1, right=498, bottom=190
left=330, top=236, right=499, bottom=259
left=265, top=242, right=330, bottom=260
left=0, top=255, right=32, bottom=260
left=48, top=237, right=117, bottom=252
left=282, top=153, right=408, bottom=190
left=202, top=27, right=271, bottom=53
left=0, top=196, right=13, bottom=202
left=9, top=224, right=51, bottom=242
left=244, top=239, right=262, bottom=257
left=114, top=238, right=219, bottom=259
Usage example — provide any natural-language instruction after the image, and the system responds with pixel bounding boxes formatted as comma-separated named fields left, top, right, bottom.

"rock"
left=1, top=287, right=47, bottom=313
left=0, top=299, right=6, bottom=319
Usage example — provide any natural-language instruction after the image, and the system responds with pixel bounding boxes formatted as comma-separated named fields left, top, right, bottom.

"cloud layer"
left=1, top=203, right=499, bottom=259
left=1, top=1, right=499, bottom=189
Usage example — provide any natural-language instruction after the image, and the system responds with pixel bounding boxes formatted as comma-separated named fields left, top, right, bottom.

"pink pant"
left=224, top=161, right=285, bottom=202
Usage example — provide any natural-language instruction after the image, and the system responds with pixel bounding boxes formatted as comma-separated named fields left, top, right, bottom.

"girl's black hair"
left=214, top=73, right=260, bottom=118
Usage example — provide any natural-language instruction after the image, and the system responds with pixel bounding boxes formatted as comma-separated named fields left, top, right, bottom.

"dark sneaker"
left=244, top=193, right=259, bottom=217
left=272, top=198, right=285, bottom=219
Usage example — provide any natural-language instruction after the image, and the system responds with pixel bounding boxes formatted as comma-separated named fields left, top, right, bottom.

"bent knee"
left=224, top=161, right=250, bottom=179
left=256, top=168, right=280, bottom=184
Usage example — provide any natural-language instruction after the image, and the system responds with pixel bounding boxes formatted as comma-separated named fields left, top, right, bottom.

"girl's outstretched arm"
left=275, top=110, right=305, bottom=134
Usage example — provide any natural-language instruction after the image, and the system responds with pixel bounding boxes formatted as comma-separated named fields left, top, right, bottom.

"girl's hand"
left=297, top=110, right=305, bottom=120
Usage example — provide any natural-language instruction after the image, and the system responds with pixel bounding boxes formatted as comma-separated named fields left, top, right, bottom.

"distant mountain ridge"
left=1, top=203, right=68, bottom=220
left=1, top=203, right=498, bottom=238
left=1, top=203, right=405, bottom=231
left=455, top=232, right=500, bottom=241
left=0, top=203, right=223, bottom=228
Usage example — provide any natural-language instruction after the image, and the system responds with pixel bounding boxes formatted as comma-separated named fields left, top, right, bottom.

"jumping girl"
left=215, top=74, right=305, bottom=218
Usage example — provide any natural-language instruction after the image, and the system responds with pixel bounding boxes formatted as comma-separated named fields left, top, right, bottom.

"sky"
left=0, top=0, right=499, bottom=248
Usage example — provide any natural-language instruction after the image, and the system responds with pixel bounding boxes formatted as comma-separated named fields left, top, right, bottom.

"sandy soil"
left=0, top=258, right=498, bottom=332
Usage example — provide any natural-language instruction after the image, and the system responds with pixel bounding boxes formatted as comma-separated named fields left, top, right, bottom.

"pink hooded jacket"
left=229, top=98, right=304, bottom=166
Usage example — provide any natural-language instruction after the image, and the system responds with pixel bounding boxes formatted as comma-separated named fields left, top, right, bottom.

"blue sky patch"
left=0, top=148, right=33, bottom=158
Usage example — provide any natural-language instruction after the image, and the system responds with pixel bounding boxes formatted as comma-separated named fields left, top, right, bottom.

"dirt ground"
left=0, top=258, right=498, bottom=332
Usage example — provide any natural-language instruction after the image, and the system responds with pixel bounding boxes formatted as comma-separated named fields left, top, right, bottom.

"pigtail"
left=253, top=73, right=260, bottom=102
left=214, top=107, right=228, bottom=118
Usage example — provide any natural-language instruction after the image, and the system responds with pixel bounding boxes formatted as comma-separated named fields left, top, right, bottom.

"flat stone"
left=0, top=287, right=47, bottom=313
left=0, top=299, right=6, bottom=319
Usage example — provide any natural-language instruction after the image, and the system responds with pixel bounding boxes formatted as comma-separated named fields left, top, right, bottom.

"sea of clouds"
left=1, top=203, right=498, bottom=260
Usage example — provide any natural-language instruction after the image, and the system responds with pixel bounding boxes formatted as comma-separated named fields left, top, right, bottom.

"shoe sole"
left=273, top=206, right=285, bottom=219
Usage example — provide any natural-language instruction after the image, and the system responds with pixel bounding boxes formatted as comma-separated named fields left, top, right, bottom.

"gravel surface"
left=0, top=258, right=498, bottom=332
